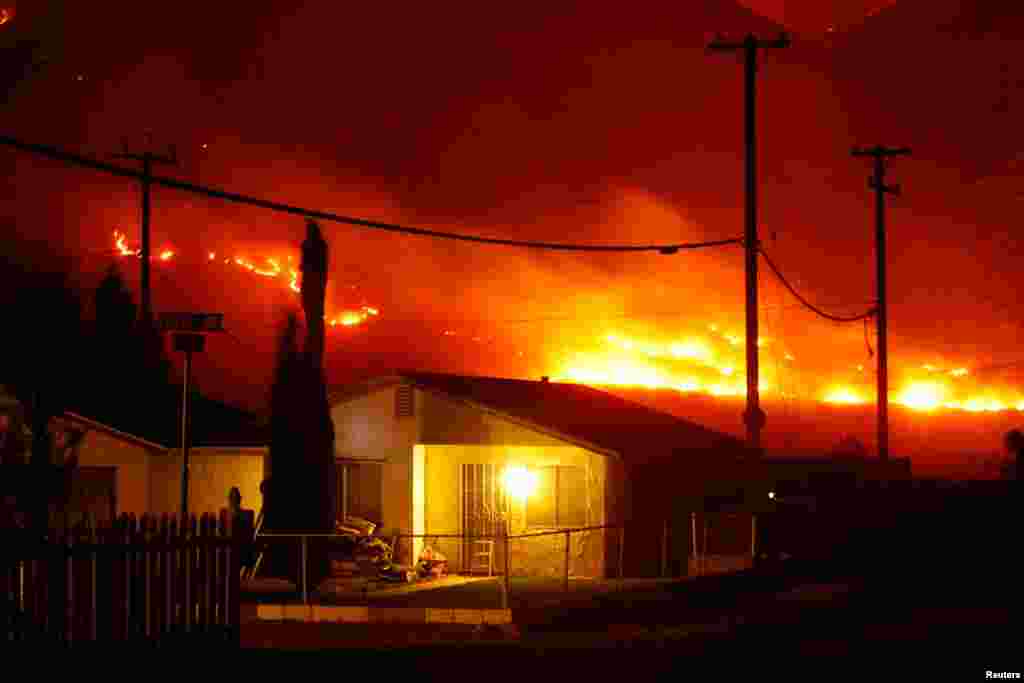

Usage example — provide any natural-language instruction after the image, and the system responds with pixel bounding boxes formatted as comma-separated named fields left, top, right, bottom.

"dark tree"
left=262, top=222, right=336, bottom=586
left=0, top=254, right=84, bottom=534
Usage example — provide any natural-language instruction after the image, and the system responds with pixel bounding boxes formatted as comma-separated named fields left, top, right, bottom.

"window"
left=336, top=462, right=383, bottom=526
left=525, top=466, right=587, bottom=529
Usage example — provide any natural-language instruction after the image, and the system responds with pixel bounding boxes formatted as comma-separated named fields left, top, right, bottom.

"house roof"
left=65, top=391, right=268, bottom=450
left=334, top=371, right=750, bottom=466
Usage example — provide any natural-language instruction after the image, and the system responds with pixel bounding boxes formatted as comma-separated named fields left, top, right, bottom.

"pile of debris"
left=330, top=517, right=410, bottom=584
left=329, top=518, right=451, bottom=587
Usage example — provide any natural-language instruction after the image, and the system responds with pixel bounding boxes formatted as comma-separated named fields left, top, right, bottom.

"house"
left=329, top=372, right=758, bottom=578
left=1, top=385, right=268, bottom=522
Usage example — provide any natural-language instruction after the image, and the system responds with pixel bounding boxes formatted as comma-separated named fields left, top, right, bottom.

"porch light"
left=502, top=466, right=538, bottom=502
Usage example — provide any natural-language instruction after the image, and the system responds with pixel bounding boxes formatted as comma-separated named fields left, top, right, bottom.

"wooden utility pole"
left=708, top=33, right=790, bottom=453
left=852, top=145, right=910, bottom=462
left=115, top=135, right=177, bottom=326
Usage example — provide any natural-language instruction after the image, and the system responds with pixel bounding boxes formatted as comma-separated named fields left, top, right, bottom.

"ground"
left=241, top=562, right=1018, bottom=672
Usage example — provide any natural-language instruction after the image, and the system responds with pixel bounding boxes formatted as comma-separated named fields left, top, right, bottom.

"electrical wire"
left=1, top=135, right=742, bottom=254
left=759, top=249, right=877, bottom=323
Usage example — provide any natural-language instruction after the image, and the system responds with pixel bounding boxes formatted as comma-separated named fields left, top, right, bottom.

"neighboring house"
left=41, top=394, right=269, bottom=522
left=330, top=372, right=759, bottom=578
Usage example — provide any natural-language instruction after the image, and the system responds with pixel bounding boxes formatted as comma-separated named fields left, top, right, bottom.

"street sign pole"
left=174, top=332, right=205, bottom=518
left=159, top=313, right=222, bottom=519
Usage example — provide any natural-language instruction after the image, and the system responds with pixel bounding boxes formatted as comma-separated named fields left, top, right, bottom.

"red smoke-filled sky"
left=2, top=1, right=1023, bottom=465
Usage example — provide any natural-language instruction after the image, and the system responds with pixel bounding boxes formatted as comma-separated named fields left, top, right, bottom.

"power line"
left=0, top=135, right=742, bottom=254
left=759, top=249, right=877, bottom=323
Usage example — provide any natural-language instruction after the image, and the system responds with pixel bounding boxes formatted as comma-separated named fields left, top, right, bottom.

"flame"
left=550, top=327, right=1024, bottom=414
left=112, top=231, right=379, bottom=328
left=0, top=8, right=13, bottom=27
left=895, top=381, right=946, bottom=411
left=107, top=231, right=1024, bottom=410
left=823, top=387, right=866, bottom=405
left=114, top=231, right=141, bottom=257
left=328, top=306, right=379, bottom=327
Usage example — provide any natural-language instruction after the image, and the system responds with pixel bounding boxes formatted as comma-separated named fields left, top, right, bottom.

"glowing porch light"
left=502, top=466, right=538, bottom=502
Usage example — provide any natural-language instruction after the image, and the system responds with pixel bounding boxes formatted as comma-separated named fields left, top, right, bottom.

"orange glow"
left=112, top=231, right=380, bottom=328
left=0, top=8, right=13, bottom=27
left=823, top=387, right=866, bottom=405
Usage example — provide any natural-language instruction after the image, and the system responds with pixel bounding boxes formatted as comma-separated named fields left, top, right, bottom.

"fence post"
left=661, top=519, right=669, bottom=578
left=701, top=514, right=709, bottom=577
left=64, top=523, right=73, bottom=645
left=301, top=535, right=308, bottom=607
left=89, top=517, right=98, bottom=642
left=750, top=514, right=757, bottom=566
left=618, top=524, right=625, bottom=585
left=503, top=530, right=510, bottom=610
left=564, top=529, right=571, bottom=592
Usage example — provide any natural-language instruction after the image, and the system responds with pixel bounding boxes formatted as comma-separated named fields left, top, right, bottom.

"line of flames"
left=553, top=329, right=1024, bottom=414
left=113, top=231, right=379, bottom=328
left=112, top=231, right=1024, bottom=412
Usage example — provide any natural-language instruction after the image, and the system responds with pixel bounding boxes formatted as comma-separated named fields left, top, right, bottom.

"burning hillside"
left=112, top=230, right=380, bottom=329
left=549, top=327, right=1024, bottom=416
left=111, top=225, right=1024, bottom=416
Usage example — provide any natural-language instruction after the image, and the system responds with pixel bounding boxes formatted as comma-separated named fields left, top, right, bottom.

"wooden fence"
left=2, top=512, right=241, bottom=645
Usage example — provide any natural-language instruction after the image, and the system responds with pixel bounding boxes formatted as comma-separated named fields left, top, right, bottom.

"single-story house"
left=1, top=385, right=268, bottom=523
left=330, top=372, right=759, bottom=578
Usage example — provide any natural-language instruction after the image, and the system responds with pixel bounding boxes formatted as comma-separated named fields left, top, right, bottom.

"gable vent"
left=395, top=385, right=414, bottom=418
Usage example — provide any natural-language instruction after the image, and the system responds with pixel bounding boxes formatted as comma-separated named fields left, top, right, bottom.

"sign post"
left=159, top=313, right=224, bottom=517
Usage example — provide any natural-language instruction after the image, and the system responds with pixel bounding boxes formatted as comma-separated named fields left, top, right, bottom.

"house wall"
left=75, top=430, right=153, bottom=517
left=331, top=386, right=416, bottom=543
left=152, top=448, right=265, bottom=516
left=422, top=443, right=607, bottom=577
left=415, top=390, right=608, bottom=576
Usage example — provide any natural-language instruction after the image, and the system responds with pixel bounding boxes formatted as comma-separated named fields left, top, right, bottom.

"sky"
left=2, top=1, right=1023, bottom=463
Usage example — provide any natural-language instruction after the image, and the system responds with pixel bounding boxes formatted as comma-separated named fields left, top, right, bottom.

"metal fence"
left=2, top=512, right=241, bottom=644
left=253, top=513, right=757, bottom=607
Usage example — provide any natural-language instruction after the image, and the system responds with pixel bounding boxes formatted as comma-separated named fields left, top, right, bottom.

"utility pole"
left=708, top=33, right=790, bottom=453
left=852, top=145, right=910, bottom=462
left=115, top=134, right=177, bottom=327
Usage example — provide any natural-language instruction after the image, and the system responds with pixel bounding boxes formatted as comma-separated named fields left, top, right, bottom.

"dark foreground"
left=240, top=558, right=1018, bottom=675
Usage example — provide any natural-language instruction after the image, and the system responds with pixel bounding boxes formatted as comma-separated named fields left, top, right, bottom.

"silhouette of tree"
left=300, top=221, right=335, bottom=586
left=88, top=265, right=175, bottom=438
left=263, top=222, right=336, bottom=585
left=0, top=253, right=84, bottom=534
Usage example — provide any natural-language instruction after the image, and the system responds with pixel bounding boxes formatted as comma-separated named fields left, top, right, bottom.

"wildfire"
left=823, top=387, right=866, bottom=405
left=550, top=328, right=1024, bottom=414
left=0, top=8, right=13, bottom=27
left=111, top=231, right=380, bottom=329
left=328, top=306, right=379, bottom=327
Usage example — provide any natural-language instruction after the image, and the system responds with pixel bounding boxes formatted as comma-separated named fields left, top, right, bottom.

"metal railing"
left=253, top=515, right=757, bottom=607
